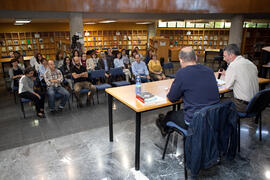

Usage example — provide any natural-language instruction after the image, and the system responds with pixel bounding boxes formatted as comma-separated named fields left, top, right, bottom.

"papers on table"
left=216, top=79, right=225, bottom=87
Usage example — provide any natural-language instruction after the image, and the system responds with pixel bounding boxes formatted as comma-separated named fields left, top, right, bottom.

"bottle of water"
left=135, top=75, right=141, bottom=95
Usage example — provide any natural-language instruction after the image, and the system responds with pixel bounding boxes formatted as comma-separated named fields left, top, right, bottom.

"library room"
left=0, top=0, right=270, bottom=179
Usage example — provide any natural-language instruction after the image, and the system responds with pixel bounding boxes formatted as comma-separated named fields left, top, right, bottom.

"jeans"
left=47, top=86, right=70, bottom=110
left=141, top=76, right=150, bottom=83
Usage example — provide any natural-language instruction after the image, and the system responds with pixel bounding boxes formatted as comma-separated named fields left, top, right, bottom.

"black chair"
left=163, top=62, right=176, bottom=78
left=90, top=69, right=112, bottom=104
left=162, top=101, right=238, bottom=179
left=237, top=88, right=270, bottom=152
left=110, top=68, right=131, bottom=87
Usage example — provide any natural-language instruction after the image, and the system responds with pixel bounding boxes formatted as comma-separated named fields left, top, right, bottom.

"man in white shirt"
left=219, top=44, right=259, bottom=112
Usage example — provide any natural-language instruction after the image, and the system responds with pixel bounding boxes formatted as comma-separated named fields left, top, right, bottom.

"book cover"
left=50, top=37, right=54, bottom=43
left=33, top=44, right=37, bottom=49
left=113, top=36, right=117, bottom=40
left=15, top=46, right=20, bottom=51
left=1, top=47, right=6, bottom=52
left=34, top=33, right=40, bottom=38
left=8, top=46, right=13, bottom=51
left=27, top=45, right=32, bottom=50
left=33, top=39, right=36, bottom=44
left=7, top=40, right=12, bottom=45
left=27, top=40, right=31, bottom=44
left=21, top=46, right=25, bottom=50
left=40, top=44, right=44, bottom=49
left=21, top=40, right=25, bottom=44
left=39, top=38, right=43, bottom=43
left=124, top=35, right=127, bottom=40
left=13, top=40, right=18, bottom=45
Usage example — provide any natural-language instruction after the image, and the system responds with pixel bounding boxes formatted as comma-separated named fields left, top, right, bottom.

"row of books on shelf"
left=85, top=41, right=146, bottom=46
left=85, top=36, right=147, bottom=41
left=167, top=35, right=229, bottom=41
left=0, top=38, right=55, bottom=46
left=1, top=44, right=58, bottom=52
left=172, top=40, right=228, bottom=46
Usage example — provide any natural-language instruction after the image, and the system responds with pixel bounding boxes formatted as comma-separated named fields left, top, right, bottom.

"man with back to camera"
left=156, top=47, right=220, bottom=136
left=218, top=44, right=259, bottom=112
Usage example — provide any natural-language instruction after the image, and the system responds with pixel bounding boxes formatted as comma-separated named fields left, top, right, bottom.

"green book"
left=27, top=40, right=31, bottom=44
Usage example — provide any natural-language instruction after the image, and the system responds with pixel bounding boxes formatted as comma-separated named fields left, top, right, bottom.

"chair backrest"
left=110, top=67, right=124, bottom=76
left=246, top=88, right=270, bottom=115
left=90, top=69, right=106, bottom=79
left=163, top=62, right=173, bottom=69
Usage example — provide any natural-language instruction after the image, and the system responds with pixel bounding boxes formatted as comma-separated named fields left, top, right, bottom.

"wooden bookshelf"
left=157, top=28, right=229, bottom=56
left=241, top=28, right=270, bottom=59
left=83, top=29, right=148, bottom=55
left=0, top=31, right=71, bottom=59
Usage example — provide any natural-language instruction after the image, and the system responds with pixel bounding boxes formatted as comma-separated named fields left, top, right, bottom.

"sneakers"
left=156, top=118, right=167, bottom=137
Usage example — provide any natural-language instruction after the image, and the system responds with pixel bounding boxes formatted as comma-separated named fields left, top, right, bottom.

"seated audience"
left=121, top=49, right=130, bottom=67
left=44, top=60, right=70, bottom=112
left=38, top=58, right=48, bottom=82
left=55, top=51, right=64, bottom=69
left=9, top=59, right=24, bottom=90
left=129, top=50, right=138, bottom=65
left=219, top=44, right=259, bottom=112
left=18, top=67, right=45, bottom=118
left=86, top=52, right=99, bottom=71
left=134, top=46, right=143, bottom=59
left=81, top=53, right=87, bottom=67
left=114, top=52, right=131, bottom=82
left=156, top=47, right=220, bottom=136
left=148, top=54, right=166, bottom=80
left=31, top=53, right=43, bottom=72
left=131, top=54, right=150, bottom=83
left=144, top=49, right=154, bottom=65
left=17, top=55, right=25, bottom=71
left=98, top=51, right=113, bottom=78
left=72, top=50, right=80, bottom=65
left=72, top=57, right=96, bottom=107
left=61, top=57, right=73, bottom=90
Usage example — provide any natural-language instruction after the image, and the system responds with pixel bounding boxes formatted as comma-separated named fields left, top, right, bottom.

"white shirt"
left=225, top=55, right=259, bottom=102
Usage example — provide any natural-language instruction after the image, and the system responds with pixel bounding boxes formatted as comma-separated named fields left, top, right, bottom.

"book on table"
left=136, top=92, right=157, bottom=104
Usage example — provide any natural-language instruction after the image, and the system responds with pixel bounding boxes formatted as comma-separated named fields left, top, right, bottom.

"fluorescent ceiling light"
left=99, top=20, right=116, bottom=23
left=15, top=19, right=31, bottom=23
left=84, top=22, right=96, bottom=25
left=136, top=22, right=152, bottom=24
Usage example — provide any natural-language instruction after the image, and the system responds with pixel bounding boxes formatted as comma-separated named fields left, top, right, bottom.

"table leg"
left=108, top=94, right=113, bottom=142
left=135, top=112, right=141, bottom=170
left=172, top=104, right=176, bottom=111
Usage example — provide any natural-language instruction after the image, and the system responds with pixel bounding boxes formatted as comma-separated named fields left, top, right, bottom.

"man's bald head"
left=179, top=47, right=197, bottom=62
left=48, top=60, right=55, bottom=71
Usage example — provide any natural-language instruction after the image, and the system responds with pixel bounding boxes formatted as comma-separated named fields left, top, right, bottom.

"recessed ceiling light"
left=15, top=19, right=31, bottom=23
left=136, top=22, right=152, bottom=25
left=84, top=22, right=96, bottom=25
left=99, top=20, right=116, bottom=23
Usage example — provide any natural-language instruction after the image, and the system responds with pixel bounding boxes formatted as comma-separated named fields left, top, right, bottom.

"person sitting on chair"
left=156, top=47, right=220, bottom=136
left=9, top=59, right=24, bottom=90
left=72, top=57, right=96, bottom=107
left=218, top=44, right=259, bottom=112
left=114, top=52, right=131, bottom=82
left=18, top=67, right=46, bottom=118
left=148, top=53, right=166, bottom=81
left=44, top=60, right=70, bottom=113
left=131, top=54, right=150, bottom=83
left=97, top=51, right=114, bottom=78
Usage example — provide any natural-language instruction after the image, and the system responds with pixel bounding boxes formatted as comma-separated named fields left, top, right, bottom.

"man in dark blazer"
left=97, top=51, right=114, bottom=78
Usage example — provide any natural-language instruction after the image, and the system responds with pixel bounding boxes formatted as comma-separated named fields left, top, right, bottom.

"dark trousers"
left=161, top=110, right=188, bottom=130
left=232, top=98, right=248, bottom=112
left=19, top=91, right=45, bottom=113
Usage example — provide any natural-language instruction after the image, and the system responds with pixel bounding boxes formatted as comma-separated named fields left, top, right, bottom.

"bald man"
left=156, top=47, right=220, bottom=136
left=44, top=60, right=70, bottom=112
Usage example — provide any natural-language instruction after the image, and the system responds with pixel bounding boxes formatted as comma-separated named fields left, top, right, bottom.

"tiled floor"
left=0, top=73, right=270, bottom=179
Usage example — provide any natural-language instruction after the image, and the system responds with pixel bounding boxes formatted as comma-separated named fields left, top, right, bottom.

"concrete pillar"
left=147, top=22, right=157, bottom=48
left=69, top=12, right=84, bottom=51
left=228, top=15, right=244, bottom=49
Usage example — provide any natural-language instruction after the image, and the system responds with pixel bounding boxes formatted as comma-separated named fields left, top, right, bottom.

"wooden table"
left=106, top=77, right=270, bottom=171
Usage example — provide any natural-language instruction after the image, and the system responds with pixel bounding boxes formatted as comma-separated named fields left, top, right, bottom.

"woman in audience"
left=148, top=54, right=166, bottom=81
left=81, top=53, right=87, bottom=67
left=121, top=49, right=130, bottom=68
left=18, top=67, right=45, bottom=118
left=17, top=55, right=25, bottom=72
left=55, top=51, right=64, bottom=69
left=61, top=57, right=73, bottom=90
left=114, top=52, right=131, bottom=82
left=144, top=49, right=154, bottom=65
left=9, top=59, right=24, bottom=90
left=86, top=52, right=99, bottom=71
left=33, top=53, right=43, bottom=72
left=38, top=58, right=48, bottom=83
left=72, top=50, right=80, bottom=65
left=129, top=50, right=138, bottom=65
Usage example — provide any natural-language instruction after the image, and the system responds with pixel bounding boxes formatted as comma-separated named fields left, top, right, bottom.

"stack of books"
left=136, top=92, right=157, bottom=104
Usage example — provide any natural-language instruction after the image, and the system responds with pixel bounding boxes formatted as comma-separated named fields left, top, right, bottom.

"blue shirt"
left=103, top=58, right=108, bottom=71
left=131, top=61, right=149, bottom=76
left=167, top=64, right=220, bottom=124
left=114, top=58, right=124, bottom=68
